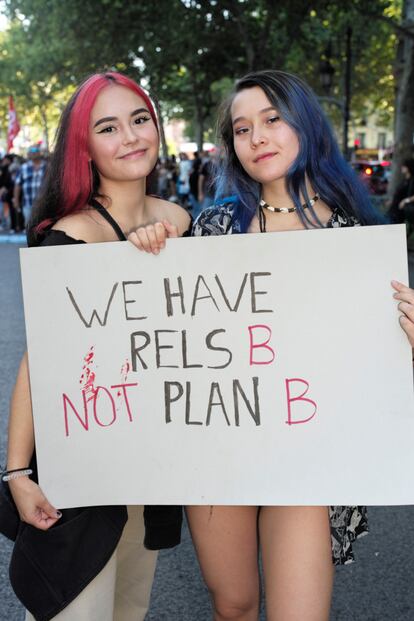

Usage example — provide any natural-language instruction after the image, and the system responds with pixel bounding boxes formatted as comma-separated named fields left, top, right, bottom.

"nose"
left=250, top=127, right=266, bottom=148
left=122, top=123, right=138, bottom=145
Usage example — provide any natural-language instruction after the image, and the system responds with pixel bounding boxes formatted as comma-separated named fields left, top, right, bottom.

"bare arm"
left=7, top=353, right=61, bottom=529
left=398, top=195, right=414, bottom=209
left=7, top=353, right=34, bottom=468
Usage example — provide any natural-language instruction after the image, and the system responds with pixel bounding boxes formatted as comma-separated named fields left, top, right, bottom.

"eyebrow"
left=232, top=106, right=278, bottom=126
left=93, top=107, right=150, bottom=128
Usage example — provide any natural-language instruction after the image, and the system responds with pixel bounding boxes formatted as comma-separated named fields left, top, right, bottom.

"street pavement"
left=1, top=238, right=414, bottom=621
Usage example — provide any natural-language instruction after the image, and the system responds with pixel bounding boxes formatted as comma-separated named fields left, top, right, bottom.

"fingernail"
left=56, top=511, right=62, bottom=518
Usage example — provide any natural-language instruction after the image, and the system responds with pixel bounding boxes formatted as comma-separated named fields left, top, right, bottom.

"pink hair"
left=61, top=72, right=158, bottom=218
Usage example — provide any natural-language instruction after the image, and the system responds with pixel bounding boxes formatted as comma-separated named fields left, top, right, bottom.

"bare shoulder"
left=52, top=209, right=113, bottom=243
left=147, top=196, right=191, bottom=235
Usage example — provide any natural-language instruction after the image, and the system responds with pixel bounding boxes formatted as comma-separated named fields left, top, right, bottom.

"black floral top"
left=193, top=199, right=361, bottom=236
left=192, top=200, right=367, bottom=565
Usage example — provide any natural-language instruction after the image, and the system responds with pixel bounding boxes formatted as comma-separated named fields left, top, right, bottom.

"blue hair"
left=215, top=70, right=384, bottom=232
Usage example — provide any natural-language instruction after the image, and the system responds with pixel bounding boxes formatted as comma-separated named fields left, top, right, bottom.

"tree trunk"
left=192, top=80, right=205, bottom=152
left=390, top=0, right=414, bottom=196
left=39, top=106, right=49, bottom=152
left=229, top=0, right=255, bottom=71
left=195, top=108, right=204, bottom=153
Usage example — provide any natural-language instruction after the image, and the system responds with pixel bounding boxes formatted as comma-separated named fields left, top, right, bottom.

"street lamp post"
left=343, top=26, right=352, bottom=161
left=319, top=28, right=353, bottom=160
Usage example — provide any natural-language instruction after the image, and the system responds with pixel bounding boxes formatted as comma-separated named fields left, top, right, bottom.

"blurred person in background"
left=13, top=145, right=47, bottom=228
left=0, top=154, right=23, bottom=233
left=189, top=156, right=202, bottom=219
left=157, top=158, right=171, bottom=199
left=198, top=150, right=216, bottom=210
left=166, top=155, right=179, bottom=202
left=386, top=158, right=414, bottom=228
left=0, top=154, right=13, bottom=231
left=177, top=151, right=192, bottom=209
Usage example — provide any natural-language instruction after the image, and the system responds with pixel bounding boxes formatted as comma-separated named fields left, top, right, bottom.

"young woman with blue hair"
left=182, top=70, right=414, bottom=621
left=127, top=68, right=414, bottom=620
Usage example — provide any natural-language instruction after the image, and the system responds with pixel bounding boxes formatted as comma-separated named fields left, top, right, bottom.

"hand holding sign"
left=128, top=219, right=179, bottom=254
left=392, top=280, right=414, bottom=348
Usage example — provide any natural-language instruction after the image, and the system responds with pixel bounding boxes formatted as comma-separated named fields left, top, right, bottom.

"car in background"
left=351, top=160, right=391, bottom=195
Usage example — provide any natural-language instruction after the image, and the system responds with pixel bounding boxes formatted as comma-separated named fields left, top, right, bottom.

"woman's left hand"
left=128, top=220, right=179, bottom=254
left=392, top=280, right=414, bottom=347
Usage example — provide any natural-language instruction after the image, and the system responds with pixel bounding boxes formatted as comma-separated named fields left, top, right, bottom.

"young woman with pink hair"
left=4, top=72, right=189, bottom=621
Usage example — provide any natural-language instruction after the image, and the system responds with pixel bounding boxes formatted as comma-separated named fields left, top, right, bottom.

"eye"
left=234, top=126, right=249, bottom=136
left=134, top=115, right=151, bottom=125
left=97, top=125, right=116, bottom=134
left=267, top=115, right=280, bottom=124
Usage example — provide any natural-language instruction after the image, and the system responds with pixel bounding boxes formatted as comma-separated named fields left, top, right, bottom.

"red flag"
left=7, top=96, right=20, bottom=151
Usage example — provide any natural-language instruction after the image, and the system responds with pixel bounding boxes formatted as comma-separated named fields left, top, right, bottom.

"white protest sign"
left=20, top=224, right=414, bottom=508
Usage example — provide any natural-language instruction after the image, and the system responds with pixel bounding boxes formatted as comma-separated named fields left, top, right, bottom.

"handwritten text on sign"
left=63, top=271, right=314, bottom=433
left=20, top=225, right=414, bottom=507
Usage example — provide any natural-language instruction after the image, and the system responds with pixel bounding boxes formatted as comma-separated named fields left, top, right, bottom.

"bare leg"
left=186, top=506, right=260, bottom=621
left=259, top=506, right=334, bottom=621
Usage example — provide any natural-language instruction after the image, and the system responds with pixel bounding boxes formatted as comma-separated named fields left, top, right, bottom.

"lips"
left=120, top=148, right=147, bottom=160
left=253, top=152, right=276, bottom=163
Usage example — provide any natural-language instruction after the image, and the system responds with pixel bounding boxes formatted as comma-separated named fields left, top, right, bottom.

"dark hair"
left=216, top=69, right=382, bottom=231
left=28, top=72, right=158, bottom=246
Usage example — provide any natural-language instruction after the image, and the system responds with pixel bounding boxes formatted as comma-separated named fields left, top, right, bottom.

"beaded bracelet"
left=1, top=467, right=33, bottom=482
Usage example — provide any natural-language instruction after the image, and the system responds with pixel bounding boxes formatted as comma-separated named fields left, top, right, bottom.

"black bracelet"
left=1, top=467, right=33, bottom=482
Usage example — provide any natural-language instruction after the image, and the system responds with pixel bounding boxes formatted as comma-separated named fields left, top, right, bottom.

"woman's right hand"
left=128, top=219, right=179, bottom=254
left=8, top=476, right=62, bottom=530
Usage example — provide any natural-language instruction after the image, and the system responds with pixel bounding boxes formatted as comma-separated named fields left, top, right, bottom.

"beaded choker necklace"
left=259, top=193, right=319, bottom=214
left=258, top=193, right=320, bottom=233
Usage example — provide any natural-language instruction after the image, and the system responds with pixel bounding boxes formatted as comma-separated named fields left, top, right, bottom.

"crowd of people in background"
left=0, top=147, right=216, bottom=234
left=0, top=145, right=47, bottom=234
left=3, top=145, right=414, bottom=241
left=150, top=150, right=216, bottom=220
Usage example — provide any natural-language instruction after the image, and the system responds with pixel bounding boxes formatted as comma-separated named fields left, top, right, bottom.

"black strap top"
left=89, top=198, right=126, bottom=241
left=37, top=198, right=191, bottom=248
left=36, top=199, right=127, bottom=247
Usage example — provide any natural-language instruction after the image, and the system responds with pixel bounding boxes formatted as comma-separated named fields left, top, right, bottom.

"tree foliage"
left=0, top=0, right=405, bottom=166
